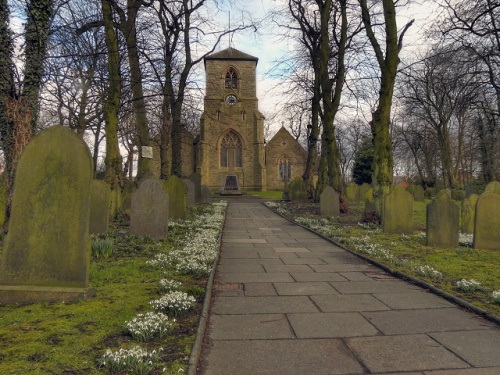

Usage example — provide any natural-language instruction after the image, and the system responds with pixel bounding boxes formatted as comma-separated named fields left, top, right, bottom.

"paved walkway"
left=198, top=202, right=500, bottom=375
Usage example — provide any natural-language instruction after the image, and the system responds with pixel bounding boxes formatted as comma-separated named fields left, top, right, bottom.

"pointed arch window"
left=278, top=155, right=291, bottom=181
left=225, top=67, right=238, bottom=89
left=220, top=130, right=243, bottom=168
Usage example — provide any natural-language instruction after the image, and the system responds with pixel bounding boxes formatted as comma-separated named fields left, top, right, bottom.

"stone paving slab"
left=209, top=314, right=294, bottom=340
left=312, top=264, right=380, bottom=272
left=340, top=272, right=377, bottom=281
left=216, top=264, right=265, bottom=273
left=362, top=308, right=495, bottom=335
left=425, top=368, right=500, bottom=375
left=244, top=283, right=277, bottom=296
left=211, top=296, right=319, bottom=314
left=263, top=264, right=314, bottom=273
left=219, top=251, right=259, bottom=259
left=273, top=247, right=310, bottom=252
left=347, top=334, right=469, bottom=373
left=222, top=238, right=268, bottom=243
left=274, top=281, right=339, bottom=295
left=372, top=291, right=456, bottom=310
left=216, top=272, right=294, bottom=283
left=288, top=312, right=380, bottom=338
left=218, top=258, right=284, bottom=265
left=430, top=330, right=500, bottom=367
left=330, top=280, right=420, bottom=294
left=258, top=250, right=299, bottom=259
left=281, top=257, right=327, bottom=265
left=311, top=294, right=391, bottom=312
left=290, top=272, right=348, bottom=282
left=202, top=339, right=365, bottom=375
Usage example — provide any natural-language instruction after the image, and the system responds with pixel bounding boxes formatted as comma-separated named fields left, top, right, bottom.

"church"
left=153, top=47, right=308, bottom=192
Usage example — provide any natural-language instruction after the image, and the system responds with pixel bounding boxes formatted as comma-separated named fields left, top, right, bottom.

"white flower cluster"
left=125, top=312, right=174, bottom=341
left=415, top=265, right=443, bottom=280
left=158, top=279, right=182, bottom=293
left=459, top=232, right=474, bottom=247
left=149, top=291, right=196, bottom=316
left=101, top=346, right=163, bottom=374
left=456, top=278, right=482, bottom=293
left=146, top=253, right=170, bottom=268
left=492, top=290, right=500, bottom=304
left=264, top=201, right=281, bottom=208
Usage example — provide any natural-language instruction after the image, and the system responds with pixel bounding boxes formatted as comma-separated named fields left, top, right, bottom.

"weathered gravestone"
left=0, top=126, right=95, bottom=303
left=189, top=172, right=202, bottom=203
left=129, top=179, right=169, bottom=240
left=201, top=184, right=213, bottom=204
left=383, top=185, right=413, bottom=235
left=364, top=188, right=375, bottom=212
left=121, top=182, right=137, bottom=215
left=288, top=177, right=307, bottom=203
left=89, top=180, right=111, bottom=235
left=163, top=175, right=187, bottom=220
left=413, top=185, right=425, bottom=202
left=183, top=178, right=196, bottom=208
left=427, top=190, right=459, bottom=248
left=461, top=194, right=479, bottom=234
left=358, top=183, right=371, bottom=203
left=345, top=183, right=358, bottom=203
left=451, top=190, right=465, bottom=201
left=474, top=182, right=500, bottom=250
left=320, top=186, right=339, bottom=216
left=0, top=176, right=7, bottom=228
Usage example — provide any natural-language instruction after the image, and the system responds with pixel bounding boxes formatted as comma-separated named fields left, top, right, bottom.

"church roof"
left=204, top=47, right=258, bottom=65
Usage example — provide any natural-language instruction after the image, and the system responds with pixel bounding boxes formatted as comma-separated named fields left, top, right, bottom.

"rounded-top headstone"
left=163, top=175, right=187, bottom=220
left=485, top=181, right=500, bottom=194
left=426, top=189, right=459, bottom=248
left=383, top=185, right=413, bottom=235
left=288, top=177, right=307, bottom=203
left=320, top=186, right=340, bottom=216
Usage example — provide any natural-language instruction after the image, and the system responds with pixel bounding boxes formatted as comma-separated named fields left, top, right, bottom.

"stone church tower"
left=197, top=47, right=267, bottom=193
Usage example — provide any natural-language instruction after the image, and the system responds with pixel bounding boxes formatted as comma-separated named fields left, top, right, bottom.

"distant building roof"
left=204, top=47, right=258, bottom=66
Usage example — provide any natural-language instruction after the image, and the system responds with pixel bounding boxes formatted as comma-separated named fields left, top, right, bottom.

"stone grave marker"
left=183, top=178, right=196, bottom=207
left=426, top=190, right=459, bottom=248
left=465, top=183, right=477, bottom=197
left=0, top=176, right=7, bottom=227
left=345, top=183, right=358, bottom=203
left=163, top=175, right=187, bottom=220
left=413, top=185, right=425, bottom=202
left=461, top=194, right=479, bottom=234
left=320, top=186, right=339, bottom=216
left=383, top=184, right=413, bottom=235
left=189, top=172, right=202, bottom=203
left=358, top=183, right=371, bottom=202
left=451, top=190, right=465, bottom=201
left=89, top=180, right=111, bottom=235
left=474, top=182, right=500, bottom=250
left=288, top=177, right=307, bottom=203
left=0, top=126, right=95, bottom=303
left=364, top=188, right=375, bottom=212
left=201, top=184, right=213, bottom=204
left=129, top=179, right=169, bottom=240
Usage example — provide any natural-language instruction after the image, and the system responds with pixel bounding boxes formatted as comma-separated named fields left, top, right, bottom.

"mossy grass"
left=245, top=190, right=283, bottom=200
left=0, top=204, right=221, bottom=374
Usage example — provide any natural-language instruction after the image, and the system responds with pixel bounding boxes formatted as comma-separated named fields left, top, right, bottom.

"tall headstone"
left=320, top=186, right=339, bottom=216
left=364, top=188, right=375, bottom=212
left=358, top=183, right=371, bottom=203
left=383, top=185, right=413, bottom=235
left=474, top=182, right=500, bottom=250
left=345, top=183, right=358, bottom=203
left=163, top=175, right=187, bottom=220
left=461, top=194, right=479, bottom=234
left=426, top=190, right=459, bottom=248
left=129, top=179, right=169, bottom=240
left=0, top=177, right=7, bottom=227
left=183, top=178, right=196, bottom=208
left=413, top=185, right=425, bottom=202
left=288, top=177, right=307, bottom=203
left=201, top=184, right=213, bottom=204
left=89, top=180, right=111, bottom=235
left=189, top=172, right=202, bottom=203
left=0, top=126, right=95, bottom=303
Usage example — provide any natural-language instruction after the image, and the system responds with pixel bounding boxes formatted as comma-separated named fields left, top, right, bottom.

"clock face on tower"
left=226, top=94, right=237, bottom=106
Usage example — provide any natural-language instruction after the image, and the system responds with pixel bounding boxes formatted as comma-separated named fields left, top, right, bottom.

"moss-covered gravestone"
left=358, top=183, right=371, bottom=202
left=364, top=188, right=375, bottom=212
left=89, top=180, right=111, bottom=235
left=189, top=172, right=202, bottom=203
left=289, top=177, right=307, bottom=203
left=451, top=190, right=465, bottom=201
left=183, top=178, right=196, bottom=208
left=0, top=176, right=8, bottom=227
left=345, top=183, right=358, bottom=203
left=461, top=194, right=479, bottom=234
left=474, top=182, right=500, bottom=250
left=0, top=126, right=95, bottom=303
left=201, top=184, right=212, bottom=204
left=320, top=186, right=339, bottom=216
left=129, top=179, right=169, bottom=240
left=413, top=185, right=425, bottom=202
left=426, top=190, right=459, bottom=248
left=163, top=175, right=187, bottom=220
left=383, top=185, right=413, bottom=235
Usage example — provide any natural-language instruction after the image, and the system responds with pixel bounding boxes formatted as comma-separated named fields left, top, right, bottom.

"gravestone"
left=406, top=184, right=415, bottom=195
left=413, top=185, right=425, bottom=202
left=183, top=178, right=196, bottom=208
left=189, top=172, right=202, bottom=203
left=364, top=188, right=375, bottom=212
left=345, top=183, right=358, bottom=203
left=89, top=180, right=111, bottom=235
left=383, top=185, right=413, bottom=235
left=461, top=194, right=479, bottom=234
left=163, top=175, right=187, bottom=220
left=320, top=186, right=339, bottom=216
left=121, top=182, right=137, bottom=215
left=358, top=183, right=371, bottom=202
left=465, top=183, right=477, bottom=197
left=427, top=190, right=459, bottom=248
left=288, top=177, right=307, bottom=203
left=451, top=190, right=465, bottom=201
left=474, top=182, right=500, bottom=250
left=129, top=179, right=169, bottom=240
left=201, top=184, right=212, bottom=204
left=0, top=177, right=7, bottom=227
left=0, top=126, right=95, bottom=303
left=424, top=188, right=435, bottom=199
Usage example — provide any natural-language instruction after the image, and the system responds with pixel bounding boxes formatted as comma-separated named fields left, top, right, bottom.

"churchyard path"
left=197, top=201, right=500, bottom=375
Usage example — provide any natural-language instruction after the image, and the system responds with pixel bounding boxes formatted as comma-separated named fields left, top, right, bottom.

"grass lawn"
left=245, top=190, right=283, bottom=200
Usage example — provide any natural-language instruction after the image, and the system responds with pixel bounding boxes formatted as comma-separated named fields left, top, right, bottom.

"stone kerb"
left=345, top=183, right=358, bottom=203
left=413, top=185, right=425, bottom=202
left=461, top=194, right=479, bottom=234
left=320, top=186, right=339, bottom=216
left=89, top=180, right=111, bottom=235
left=201, top=185, right=212, bottom=204
left=183, top=178, right=196, bottom=208
left=0, top=126, right=95, bottom=303
left=383, top=185, right=413, bottom=235
left=163, top=175, right=187, bottom=220
left=427, top=190, right=459, bottom=248
left=474, top=182, right=500, bottom=250
left=129, top=179, right=169, bottom=240
left=288, top=177, right=307, bottom=203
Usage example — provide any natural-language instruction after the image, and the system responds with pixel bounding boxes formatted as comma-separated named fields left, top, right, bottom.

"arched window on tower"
left=225, top=67, right=238, bottom=89
left=278, top=156, right=291, bottom=181
left=220, top=130, right=243, bottom=168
